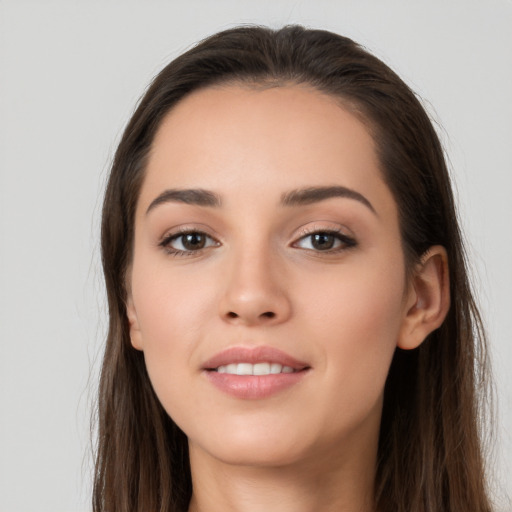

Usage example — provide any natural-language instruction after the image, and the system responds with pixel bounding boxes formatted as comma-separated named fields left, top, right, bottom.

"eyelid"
left=158, top=224, right=219, bottom=243
left=292, top=222, right=354, bottom=240
left=291, top=223, right=357, bottom=252
left=158, top=225, right=221, bottom=256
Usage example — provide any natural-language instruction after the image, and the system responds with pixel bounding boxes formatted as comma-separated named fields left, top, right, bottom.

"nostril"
left=224, top=310, right=277, bottom=322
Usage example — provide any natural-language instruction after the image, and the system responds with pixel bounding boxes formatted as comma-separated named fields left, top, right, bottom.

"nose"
left=218, top=246, right=292, bottom=327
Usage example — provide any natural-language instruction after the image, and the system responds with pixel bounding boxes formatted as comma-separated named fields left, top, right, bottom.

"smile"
left=203, top=346, right=310, bottom=399
left=215, top=363, right=297, bottom=375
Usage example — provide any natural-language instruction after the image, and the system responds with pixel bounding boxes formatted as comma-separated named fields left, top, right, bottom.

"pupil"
left=183, top=233, right=205, bottom=250
left=312, top=233, right=334, bottom=250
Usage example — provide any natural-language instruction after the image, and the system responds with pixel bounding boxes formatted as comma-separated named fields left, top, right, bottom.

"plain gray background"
left=1, top=1, right=511, bottom=511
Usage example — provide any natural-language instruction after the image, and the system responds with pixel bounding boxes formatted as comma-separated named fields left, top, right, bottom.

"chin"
left=192, top=436, right=308, bottom=468
left=186, top=414, right=312, bottom=468
left=184, top=397, right=383, bottom=472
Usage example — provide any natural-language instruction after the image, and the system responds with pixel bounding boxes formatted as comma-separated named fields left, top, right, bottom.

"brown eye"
left=161, top=231, right=218, bottom=254
left=294, top=231, right=356, bottom=252
left=181, top=233, right=207, bottom=250
left=311, top=233, right=336, bottom=250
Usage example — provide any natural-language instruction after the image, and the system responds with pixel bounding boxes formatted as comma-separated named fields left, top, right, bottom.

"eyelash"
left=159, top=228, right=357, bottom=257
left=292, top=228, right=357, bottom=254
left=159, top=229, right=220, bottom=257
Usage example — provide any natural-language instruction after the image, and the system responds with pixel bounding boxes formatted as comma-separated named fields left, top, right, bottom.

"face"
left=127, top=85, right=415, bottom=470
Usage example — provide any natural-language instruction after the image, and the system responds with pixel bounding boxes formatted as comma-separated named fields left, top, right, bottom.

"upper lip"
left=202, top=345, right=310, bottom=371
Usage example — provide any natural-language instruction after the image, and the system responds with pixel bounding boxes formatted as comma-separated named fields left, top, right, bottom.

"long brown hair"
left=94, top=25, right=493, bottom=512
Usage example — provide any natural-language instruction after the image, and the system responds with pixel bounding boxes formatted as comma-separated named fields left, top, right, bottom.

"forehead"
left=141, top=84, right=395, bottom=217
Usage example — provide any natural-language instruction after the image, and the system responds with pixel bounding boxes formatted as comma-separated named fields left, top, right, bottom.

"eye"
left=160, top=230, right=219, bottom=255
left=294, top=230, right=356, bottom=252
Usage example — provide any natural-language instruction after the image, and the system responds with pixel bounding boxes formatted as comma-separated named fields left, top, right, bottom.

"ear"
left=126, top=294, right=144, bottom=351
left=398, top=246, right=450, bottom=350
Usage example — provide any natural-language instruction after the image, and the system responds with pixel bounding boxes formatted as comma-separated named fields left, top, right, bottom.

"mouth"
left=212, top=362, right=301, bottom=375
left=202, top=345, right=311, bottom=399
left=203, top=344, right=309, bottom=372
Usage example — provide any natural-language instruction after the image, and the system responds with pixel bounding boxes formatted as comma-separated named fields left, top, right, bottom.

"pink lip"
left=202, top=345, right=309, bottom=370
left=202, top=346, right=310, bottom=400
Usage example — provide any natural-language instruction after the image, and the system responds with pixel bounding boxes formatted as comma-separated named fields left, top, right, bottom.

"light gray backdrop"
left=1, top=1, right=511, bottom=511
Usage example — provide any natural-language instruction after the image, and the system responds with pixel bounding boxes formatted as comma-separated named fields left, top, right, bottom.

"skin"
left=127, top=85, right=449, bottom=512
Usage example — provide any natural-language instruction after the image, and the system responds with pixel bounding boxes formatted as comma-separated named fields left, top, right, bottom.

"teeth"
left=216, top=362, right=297, bottom=375
left=270, top=363, right=282, bottom=374
left=253, top=362, right=270, bottom=375
left=237, top=363, right=252, bottom=375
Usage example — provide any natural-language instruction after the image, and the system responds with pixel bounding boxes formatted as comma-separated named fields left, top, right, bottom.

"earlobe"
left=397, top=246, right=450, bottom=350
left=126, top=295, right=144, bottom=351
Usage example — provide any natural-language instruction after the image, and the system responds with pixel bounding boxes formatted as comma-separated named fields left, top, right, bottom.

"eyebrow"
left=146, top=188, right=222, bottom=214
left=280, top=186, right=376, bottom=214
left=146, top=185, right=376, bottom=215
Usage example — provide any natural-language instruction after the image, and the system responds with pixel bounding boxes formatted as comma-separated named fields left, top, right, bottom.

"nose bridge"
left=219, top=236, right=291, bottom=325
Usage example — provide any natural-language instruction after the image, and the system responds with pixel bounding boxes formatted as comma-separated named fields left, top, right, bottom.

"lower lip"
left=204, top=370, right=309, bottom=399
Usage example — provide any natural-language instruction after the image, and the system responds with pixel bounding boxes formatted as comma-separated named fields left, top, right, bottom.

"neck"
left=187, top=438, right=376, bottom=512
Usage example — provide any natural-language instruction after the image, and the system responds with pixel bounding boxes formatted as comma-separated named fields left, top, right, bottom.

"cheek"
left=132, top=254, right=217, bottom=343
left=129, top=255, right=224, bottom=412
left=299, top=254, right=406, bottom=407
left=303, top=252, right=405, bottom=326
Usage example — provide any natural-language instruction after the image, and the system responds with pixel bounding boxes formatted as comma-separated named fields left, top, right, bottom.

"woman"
left=94, top=25, right=493, bottom=512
